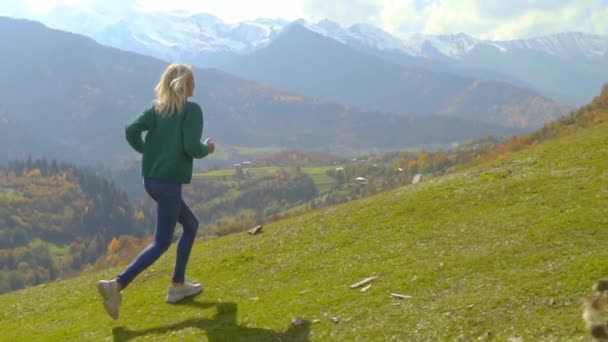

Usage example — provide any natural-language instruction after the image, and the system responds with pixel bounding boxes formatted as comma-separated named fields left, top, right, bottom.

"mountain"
left=388, top=32, right=608, bottom=105
left=224, top=24, right=569, bottom=129
left=0, top=17, right=514, bottom=164
left=43, top=7, right=569, bottom=128
left=463, top=33, right=608, bottom=105
left=296, top=25, right=608, bottom=105
left=303, top=23, right=608, bottom=105
left=1, top=93, right=606, bottom=340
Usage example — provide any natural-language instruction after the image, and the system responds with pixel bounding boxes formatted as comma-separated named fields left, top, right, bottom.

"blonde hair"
left=154, top=63, right=193, bottom=116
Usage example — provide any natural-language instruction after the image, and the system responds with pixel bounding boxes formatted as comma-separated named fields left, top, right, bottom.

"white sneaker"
left=97, top=279, right=122, bottom=320
left=166, top=282, right=203, bottom=303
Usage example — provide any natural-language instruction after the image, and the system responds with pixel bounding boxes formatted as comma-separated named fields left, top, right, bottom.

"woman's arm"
left=183, top=104, right=210, bottom=159
left=125, top=108, right=153, bottom=154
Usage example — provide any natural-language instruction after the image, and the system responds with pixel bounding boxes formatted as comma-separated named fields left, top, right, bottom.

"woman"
left=97, top=63, right=215, bottom=319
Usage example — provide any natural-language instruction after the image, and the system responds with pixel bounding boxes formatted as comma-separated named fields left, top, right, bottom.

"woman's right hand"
left=205, top=139, right=215, bottom=154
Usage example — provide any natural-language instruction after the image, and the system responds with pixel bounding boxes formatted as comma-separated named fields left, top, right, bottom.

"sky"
left=3, top=0, right=608, bottom=40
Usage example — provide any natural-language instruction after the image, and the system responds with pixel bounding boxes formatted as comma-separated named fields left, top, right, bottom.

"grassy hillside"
left=0, top=120, right=606, bottom=340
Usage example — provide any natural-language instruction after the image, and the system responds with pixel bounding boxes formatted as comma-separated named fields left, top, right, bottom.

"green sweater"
left=125, top=101, right=209, bottom=184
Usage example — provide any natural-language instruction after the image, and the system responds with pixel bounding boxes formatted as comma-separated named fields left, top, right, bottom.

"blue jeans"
left=117, top=177, right=199, bottom=288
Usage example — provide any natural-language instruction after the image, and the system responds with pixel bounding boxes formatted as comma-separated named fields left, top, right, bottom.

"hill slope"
left=0, top=117, right=606, bottom=339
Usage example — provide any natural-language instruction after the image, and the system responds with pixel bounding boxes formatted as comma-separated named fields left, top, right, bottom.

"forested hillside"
left=0, top=159, right=152, bottom=293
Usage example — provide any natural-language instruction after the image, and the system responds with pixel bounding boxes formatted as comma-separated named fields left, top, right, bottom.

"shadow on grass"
left=112, top=299, right=311, bottom=341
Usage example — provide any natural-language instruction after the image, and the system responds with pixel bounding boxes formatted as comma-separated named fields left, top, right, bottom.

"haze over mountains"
left=0, top=17, right=521, bottom=164
left=36, top=4, right=608, bottom=106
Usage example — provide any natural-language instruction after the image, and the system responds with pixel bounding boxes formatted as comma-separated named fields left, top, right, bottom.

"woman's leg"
left=172, top=200, right=199, bottom=284
left=116, top=178, right=182, bottom=289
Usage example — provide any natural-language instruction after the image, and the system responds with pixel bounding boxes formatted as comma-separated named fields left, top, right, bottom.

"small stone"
left=350, top=276, right=378, bottom=289
left=594, top=280, right=608, bottom=292
left=248, top=225, right=263, bottom=235
left=549, top=298, right=556, bottom=306
left=478, top=331, right=492, bottom=340
left=391, top=293, right=413, bottom=300
left=331, top=316, right=340, bottom=323
left=292, top=317, right=305, bottom=326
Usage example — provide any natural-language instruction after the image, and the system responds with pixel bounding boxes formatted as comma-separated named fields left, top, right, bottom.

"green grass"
left=28, top=239, right=70, bottom=259
left=301, top=167, right=336, bottom=193
left=0, top=188, right=24, bottom=202
left=195, top=167, right=284, bottom=179
left=1, top=122, right=607, bottom=341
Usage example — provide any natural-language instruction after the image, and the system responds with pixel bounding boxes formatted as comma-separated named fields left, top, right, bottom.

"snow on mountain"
left=348, top=23, right=411, bottom=52
left=302, top=19, right=411, bottom=53
left=401, top=31, right=608, bottom=59
left=401, top=32, right=480, bottom=58
left=499, top=32, right=608, bottom=57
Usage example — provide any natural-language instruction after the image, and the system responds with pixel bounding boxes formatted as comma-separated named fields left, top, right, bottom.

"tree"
left=417, top=151, right=431, bottom=172
left=26, top=168, right=41, bottom=177
left=433, top=152, right=450, bottom=172
left=406, top=160, right=418, bottom=173
left=107, top=237, right=120, bottom=254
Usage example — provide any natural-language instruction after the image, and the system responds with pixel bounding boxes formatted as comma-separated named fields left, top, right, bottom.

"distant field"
left=0, top=188, right=24, bottom=202
left=206, top=145, right=286, bottom=161
left=194, top=166, right=338, bottom=193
